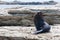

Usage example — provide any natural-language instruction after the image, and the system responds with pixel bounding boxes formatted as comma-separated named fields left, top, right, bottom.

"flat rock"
left=0, top=25, right=60, bottom=40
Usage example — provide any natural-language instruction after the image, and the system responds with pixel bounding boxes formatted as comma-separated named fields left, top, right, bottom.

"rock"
left=8, top=9, right=35, bottom=15
left=20, top=19, right=33, bottom=26
left=0, top=25, right=60, bottom=40
left=1, top=9, right=60, bottom=25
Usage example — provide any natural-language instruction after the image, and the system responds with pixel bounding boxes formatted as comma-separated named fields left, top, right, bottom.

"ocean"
left=0, top=5, right=55, bottom=9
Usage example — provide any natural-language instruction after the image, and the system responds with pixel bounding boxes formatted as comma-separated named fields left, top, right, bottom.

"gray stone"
left=0, top=25, right=60, bottom=40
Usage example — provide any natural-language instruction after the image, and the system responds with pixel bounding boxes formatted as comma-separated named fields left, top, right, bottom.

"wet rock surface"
left=0, top=25, right=60, bottom=40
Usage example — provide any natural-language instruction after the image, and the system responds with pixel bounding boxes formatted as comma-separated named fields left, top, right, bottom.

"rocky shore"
left=0, top=7, right=60, bottom=26
left=0, top=24, right=60, bottom=40
left=0, top=6, right=60, bottom=40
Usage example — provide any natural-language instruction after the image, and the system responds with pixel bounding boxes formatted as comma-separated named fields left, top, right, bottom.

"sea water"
left=0, top=5, right=55, bottom=9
